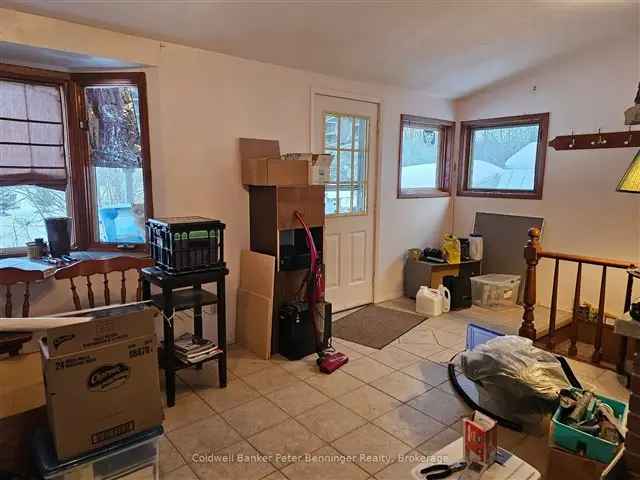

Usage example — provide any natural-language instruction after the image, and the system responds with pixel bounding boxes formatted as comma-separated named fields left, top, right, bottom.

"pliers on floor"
left=420, top=461, right=467, bottom=479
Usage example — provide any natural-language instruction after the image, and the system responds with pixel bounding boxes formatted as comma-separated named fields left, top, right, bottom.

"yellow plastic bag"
left=441, top=234, right=461, bottom=264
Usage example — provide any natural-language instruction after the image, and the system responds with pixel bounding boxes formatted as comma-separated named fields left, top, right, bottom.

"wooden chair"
left=0, top=267, right=43, bottom=356
left=54, top=256, right=154, bottom=310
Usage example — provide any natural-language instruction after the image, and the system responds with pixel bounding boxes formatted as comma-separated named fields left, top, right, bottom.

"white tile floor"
left=159, top=300, right=630, bottom=480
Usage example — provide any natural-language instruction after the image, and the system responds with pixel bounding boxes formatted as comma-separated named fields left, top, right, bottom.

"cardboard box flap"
left=45, top=303, right=159, bottom=358
left=239, top=138, right=280, bottom=161
left=0, top=317, right=89, bottom=333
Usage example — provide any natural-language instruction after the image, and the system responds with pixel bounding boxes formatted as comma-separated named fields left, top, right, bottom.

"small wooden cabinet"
left=404, top=257, right=481, bottom=299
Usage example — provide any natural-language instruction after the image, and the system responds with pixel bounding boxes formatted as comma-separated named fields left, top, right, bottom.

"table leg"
left=162, top=287, right=176, bottom=407
left=217, top=277, right=227, bottom=388
left=193, top=283, right=203, bottom=370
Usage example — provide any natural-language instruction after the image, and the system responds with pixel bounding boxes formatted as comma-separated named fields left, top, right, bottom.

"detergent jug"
left=416, top=285, right=451, bottom=317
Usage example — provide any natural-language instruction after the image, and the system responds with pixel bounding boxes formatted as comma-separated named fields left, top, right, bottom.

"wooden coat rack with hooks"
left=549, top=128, right=640, bottom=150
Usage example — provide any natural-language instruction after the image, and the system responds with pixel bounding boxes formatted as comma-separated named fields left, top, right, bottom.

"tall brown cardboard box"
left=40, top=303, right=163, bottom=460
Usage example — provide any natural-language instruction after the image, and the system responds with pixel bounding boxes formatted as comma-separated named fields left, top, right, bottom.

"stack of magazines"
left=171, top=333, right=222, bottom=364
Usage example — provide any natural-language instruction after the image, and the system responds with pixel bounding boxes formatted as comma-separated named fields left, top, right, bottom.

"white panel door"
left=313, top=94, right=378, bottom=312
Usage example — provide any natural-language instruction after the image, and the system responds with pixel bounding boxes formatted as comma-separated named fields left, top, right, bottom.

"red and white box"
left=464, top=411, right=498, bottom=466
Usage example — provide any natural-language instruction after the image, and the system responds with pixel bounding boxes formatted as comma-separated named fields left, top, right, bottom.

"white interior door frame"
left=309, top=87, right=383, bottom=305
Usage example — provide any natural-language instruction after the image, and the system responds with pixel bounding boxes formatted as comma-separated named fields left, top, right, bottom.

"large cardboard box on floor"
left=39, top=303, right=163, bottom=460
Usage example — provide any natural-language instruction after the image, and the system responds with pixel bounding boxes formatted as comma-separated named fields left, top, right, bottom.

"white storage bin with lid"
left=32, top=426, right=162, bottom=480
left=471, top=274, right=521, bottom=308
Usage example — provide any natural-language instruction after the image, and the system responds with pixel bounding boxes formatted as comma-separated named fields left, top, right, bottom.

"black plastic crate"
left=146, top=216, right=225, bottom=275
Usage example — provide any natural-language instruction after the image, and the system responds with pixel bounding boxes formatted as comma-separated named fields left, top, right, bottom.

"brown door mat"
left=332, top=305, right=426, bottom=350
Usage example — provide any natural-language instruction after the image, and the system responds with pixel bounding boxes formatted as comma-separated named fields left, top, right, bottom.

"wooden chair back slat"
left=121, top=272, right=127, bottom=304
left=0, top=268, right=42, bottom=318
left=86, top=276, right=95, bottom=308
left=103, top=274, right=111, bottom=306
left=55, top=256, right=153, bottom=310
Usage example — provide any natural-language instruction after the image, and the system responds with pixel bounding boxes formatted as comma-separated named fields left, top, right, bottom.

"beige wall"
left=0, top=8, right=454, bottom=342
left=453, top=38, right=640, bottom=316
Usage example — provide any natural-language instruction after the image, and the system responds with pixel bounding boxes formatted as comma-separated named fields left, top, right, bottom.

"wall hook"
left=625, top=127, right=633, bottom=145
left=591, top=128, right=607, bottom=146
left=568, top=130, right=576, bottom=148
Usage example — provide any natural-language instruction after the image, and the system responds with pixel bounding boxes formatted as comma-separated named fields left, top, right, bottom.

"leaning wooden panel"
left=236, top=250, right=275, bottom=359
left=239, top=250, right=276, bottom=297
left=236, top=289, right=273, bottom=360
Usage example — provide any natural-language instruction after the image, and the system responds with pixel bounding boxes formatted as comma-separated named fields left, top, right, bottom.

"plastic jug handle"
left=441, top=286, right=451, bottom=312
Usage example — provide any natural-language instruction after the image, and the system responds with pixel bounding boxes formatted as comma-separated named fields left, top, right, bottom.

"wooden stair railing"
left=520, top=227, right=635, bottom=366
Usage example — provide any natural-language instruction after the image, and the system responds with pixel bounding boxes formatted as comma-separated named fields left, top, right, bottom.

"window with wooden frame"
left=458, top=113, right=549, bottom=199
left=398, top=114, right=454, bottom=198
left=0, top=64, right=153, bottom=256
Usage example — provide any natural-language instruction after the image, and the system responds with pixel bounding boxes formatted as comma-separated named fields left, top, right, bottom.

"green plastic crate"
left=551, top=388, right=627, bottom=464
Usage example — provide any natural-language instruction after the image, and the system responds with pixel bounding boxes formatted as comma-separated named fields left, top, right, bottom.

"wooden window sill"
left=398, top=189, right=451, bottom=199
left=456, top=189, right=542, bottom=200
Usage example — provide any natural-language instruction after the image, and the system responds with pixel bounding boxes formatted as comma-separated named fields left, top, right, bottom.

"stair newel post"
left=519, top=227, right=541, bottom=340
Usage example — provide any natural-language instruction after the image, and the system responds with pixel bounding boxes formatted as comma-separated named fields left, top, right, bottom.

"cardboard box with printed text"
left=39, top=303, right=163, bottom=460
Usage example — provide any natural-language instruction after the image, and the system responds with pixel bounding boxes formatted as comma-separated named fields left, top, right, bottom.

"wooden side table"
left=141, top=266, right=229, bottom=407
left=404, top=258, right=481, bottom=299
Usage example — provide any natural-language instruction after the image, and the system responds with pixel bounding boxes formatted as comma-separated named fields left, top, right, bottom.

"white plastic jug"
left=438, top=284, right=451, bottom=313
left=416, top=285, right=450, bottom=317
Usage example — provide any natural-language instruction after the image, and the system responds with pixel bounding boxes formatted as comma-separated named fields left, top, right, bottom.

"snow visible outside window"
left=0, top=186, right=67, bottom=249
left=400, top=126, right=440, bottom=191
left=469, top=125, right=540, bottom=191
left=85, top=85, right=146, bottom=243
left=323, top=113, right=368, bottom=216
left=0, top=79, right=69, bottom=251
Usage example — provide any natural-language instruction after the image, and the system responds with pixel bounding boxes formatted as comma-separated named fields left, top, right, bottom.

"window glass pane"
left=0, top=185, right=67, bottom=249
left=325, top=149, right=337, bottom=182
left=324, top=114, right=337, bottom=149
left=400, top=126, right=440, bottom=190
left=339, top=150, right=353, bottom=183
left=468, top=124, right=540, bottom=191
left=354, top=150, right=366, bottom=183
left=338, top=186, right=352, bottom=214
left=354, top=117, right=367, bottom=150
left=84, top=84, right=146, bottom=244
left=353, top=184, right=366, bottom=213
left=325, top=184, right=337, bottom=215
left=339, top=116, right=353, bottom=148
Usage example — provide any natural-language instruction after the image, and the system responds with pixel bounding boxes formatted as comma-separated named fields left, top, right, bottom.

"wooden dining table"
left=0, top=250, right=149, bottom=278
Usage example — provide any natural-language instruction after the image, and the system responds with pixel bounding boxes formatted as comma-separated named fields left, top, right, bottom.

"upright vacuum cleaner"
left=294, top=211, right=348, bottom=374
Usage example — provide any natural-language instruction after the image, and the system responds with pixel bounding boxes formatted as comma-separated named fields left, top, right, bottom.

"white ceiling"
left=1, top=0, right=637, bottom=98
